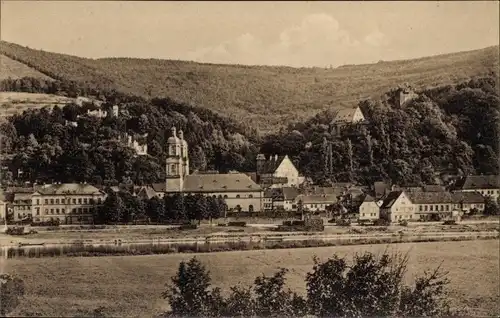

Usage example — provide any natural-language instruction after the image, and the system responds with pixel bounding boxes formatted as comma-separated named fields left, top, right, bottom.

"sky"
left=1, top=1, right=499, bottom=68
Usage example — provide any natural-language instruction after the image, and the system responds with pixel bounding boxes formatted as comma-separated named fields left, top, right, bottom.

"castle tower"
left=165, top=127, right=184, bottom=192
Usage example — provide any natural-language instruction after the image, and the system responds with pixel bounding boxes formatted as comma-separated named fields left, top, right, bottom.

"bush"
left=291, top=220, right=305, bottom=226
left=163, top=252, right=452, bottom=317
left=6, top=227, right=25, bottom=236
left=399, top=220, right=408, bottom=227
left=179, top=224, right=198, bottom=230
left=443, top=220, right=457, bottom=225
left=227, top=221, right=246, bottom=227
left=336, top=219, right=351, bottom=226
left=374, top=219, right=391, bottom=226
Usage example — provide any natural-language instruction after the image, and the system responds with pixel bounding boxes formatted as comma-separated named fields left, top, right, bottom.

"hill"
left=0, top=54, right=53, bottom=81
left=1, top=41, right=498, bottom=133
left=0, top=92, right=80, bottom=119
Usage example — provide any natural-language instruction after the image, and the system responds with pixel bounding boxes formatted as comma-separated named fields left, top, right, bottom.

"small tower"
left=178, top=129, right=190, bottom=177
left=165, top=127, right=184, bottom=192
left=256, top=154, right=266, bottom=175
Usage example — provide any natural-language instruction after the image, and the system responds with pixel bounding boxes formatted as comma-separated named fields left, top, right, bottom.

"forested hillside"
left=261, top=75, right=500, bottom=186
left=1, top=41, right=498, bottom=133
left=0, top=77, right=260, bottom=186
left=1, top=75, right=498, bottom=188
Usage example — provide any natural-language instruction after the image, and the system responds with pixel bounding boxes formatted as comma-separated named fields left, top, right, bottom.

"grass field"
left=0, top=54, right=53, bottom=81
left=3, top=240, right=499, bottom=317
left=0, top=92, right=75, bottom=118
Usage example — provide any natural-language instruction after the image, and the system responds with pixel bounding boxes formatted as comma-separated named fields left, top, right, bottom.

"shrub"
left=0, top=273, right=25, bottom=316
left=336, top=219, right=351, bottom=226
left=6, top=227, right=25, bottom=236
left=399, top=220, right=408, bottom=227
left=443, top=220, right=457, bottom=225
left=374, top=219, right=391, bottom=226
left=163, top=252, right=452, bottom=317
left=227, top=221, right=246, bottom=227
left=179, top=224, right=198, bottom=230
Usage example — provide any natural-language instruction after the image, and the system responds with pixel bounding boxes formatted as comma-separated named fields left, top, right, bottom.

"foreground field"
left=4, top=240, right=499, bottom=317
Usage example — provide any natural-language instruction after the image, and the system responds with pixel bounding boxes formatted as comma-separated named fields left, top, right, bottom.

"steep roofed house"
left=8, top=187, right=34, bottom=222
left=453, top=175, right=500, bottom=200
left=295, top=194, right=337, bottom=213
left=330, top=106, right=366, bottom=135
left=31, top=183, right=107, bottom=224
left=358, top=194, right=380, bottom=221
left=452, top=192, right=485, bottom=214
left=256, top=154, right=303, bottom=188
left=379, top=191, right=415, bottom=222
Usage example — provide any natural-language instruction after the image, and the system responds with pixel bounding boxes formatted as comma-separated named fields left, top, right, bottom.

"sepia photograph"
left=0, top=1, right=499, bottom=317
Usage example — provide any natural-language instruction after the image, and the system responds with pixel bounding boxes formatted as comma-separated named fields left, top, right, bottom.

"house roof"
left=139, top=186, right=159, bottom=199
left=422, top=185, right=446, bottom=192
left=374, top=181, right=389, bottom=198
left=456, top=175, right=499, bottom=190
left=256, top=155, right=287, bottom=174
left=330, top=107, right=363, bottom=124
left=151, top=182, right=166, bottom=193
left=407, top=191, right=455, bottom=204
left=380, top=191, right=404, bottom=209
left=452, top=192, right=485, bottom=204
left=296, top=194, right=337, bottom=204
left=181, top=173, right=261, bottom=193
left=33, top=183, right=103, bottom=195
left=362, top=194, right=375, bottom=202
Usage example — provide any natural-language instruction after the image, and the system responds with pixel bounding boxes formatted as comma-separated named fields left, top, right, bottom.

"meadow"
left=4, top=240, right=499, bottom=317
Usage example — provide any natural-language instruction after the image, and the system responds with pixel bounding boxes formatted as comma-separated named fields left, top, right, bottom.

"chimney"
left=275, top=154, right=278, bottom=161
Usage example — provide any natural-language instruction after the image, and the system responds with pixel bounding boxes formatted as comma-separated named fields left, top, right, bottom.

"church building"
left=143, top=127, right=264, bottom=212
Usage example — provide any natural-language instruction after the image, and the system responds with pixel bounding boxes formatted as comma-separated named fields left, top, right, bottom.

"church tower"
left=165, top=127, right=185, bottom=192
left=178, top=129, right=190, bottom=177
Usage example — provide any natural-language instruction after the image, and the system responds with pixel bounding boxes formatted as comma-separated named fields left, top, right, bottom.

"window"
left=78, top=208, right=82, bottom=214
left=249, top=194, right=253, bottom=198
left=73, top=199, right=77, bottom=204
left=419, top=205, right=423, bottom=211
left=435, top=205, right=438, bottom=211
left=50, top=199, right=54, bottom=204
left=45, top=199, right=48, bottom=204
left=36, top=208, right=40, bottom=215
left=224, top=195, right=228, bottom=199
left=236, top=195, right=240, bottom=198
left=56, top=199, right=59, bottom=204
left=55, top=208, right=59, bottom=214
left=445, top=205, right=449, bottom=211
left=36, top=199, right=40, bottom=205
left=45, top=209, right=48, bottom=213
left=83, top=198, right=88, bottom=204
left=62, top=199, right=65, bottom=204
left=50, top=209, right=54, bottom=214
left=72, top=208, right=76, bottom=213
left=62, top=209, right=65, bottom=214
left=78, top=198, right=82, bottom=204
left=440, top=205, right=444, bottom=211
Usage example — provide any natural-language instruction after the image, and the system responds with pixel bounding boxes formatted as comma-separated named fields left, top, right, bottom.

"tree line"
left=93, top=190, right=228, bottom=224
left=163, top=252, right=452, bottom=317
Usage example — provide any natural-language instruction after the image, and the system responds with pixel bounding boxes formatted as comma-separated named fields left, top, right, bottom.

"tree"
left=0, top=273, right=25, bottom=316
left=484, top=196, right=499, bottom=216
left=163, top=252, right=452, bottom=317
left=163, top=257, right=220, bottom=317
left=193, top=194, right=209, bottom=224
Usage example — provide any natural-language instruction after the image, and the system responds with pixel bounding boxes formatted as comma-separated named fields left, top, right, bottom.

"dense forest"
left=1, top=74, right=498, bottom=188
left=1, top=41, right=498, bottom=132
left=261, top=75, right=499, bottom=186
left=0, top=77, right=260, bottom=186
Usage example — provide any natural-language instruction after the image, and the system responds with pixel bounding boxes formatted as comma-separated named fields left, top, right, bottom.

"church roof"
left=257, top=155, right=287, bottom=174
left=183, top=173, right=261, bottom=193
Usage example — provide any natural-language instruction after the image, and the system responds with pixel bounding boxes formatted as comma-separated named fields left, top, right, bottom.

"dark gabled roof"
left=380, top=191, right=404, bottom=209
left=282, top=187, right=300, bottom=200
left=456, top=175, right=500, bottom=190
left=452, top=192, right=485, bottom=204
left=407, top=191, right=455, bottom=204
left=256, top=155, right=287, bottom=174
left=264, top=188, right=282, bottom=199
left=151, top=182, right=166, bottom=193
left=183, top=173, right=261, bottom=193
left=422, top=185, right=446, bottom=192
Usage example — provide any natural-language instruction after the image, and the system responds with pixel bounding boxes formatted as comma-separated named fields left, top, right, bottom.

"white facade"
left=359, top=201, right=379, bottom=220
left=273, top=156, right=301, bottom=187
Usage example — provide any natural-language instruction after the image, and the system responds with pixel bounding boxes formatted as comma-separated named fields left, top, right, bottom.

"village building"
left=263, top=187, right=300, bottom=212
left=395, top=86, right=419, bottom=107
left=451, top=192, right=486, bottom=214
left=358, top=194, right=380, bottom=221
left=295, top=194, right=337, bottom=213
left=255, top=154, right=304, bottom=188
left=453, top=175, right=500, bottom=200
left=379, top=191, right=415, bottom=222
left=6, top=183, right=107, bottom=224
left=329, top=106, right=366, bottom=135
left=144, top=127, right=263, bottom=212
left=407, top=191, right=459, bottom=221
